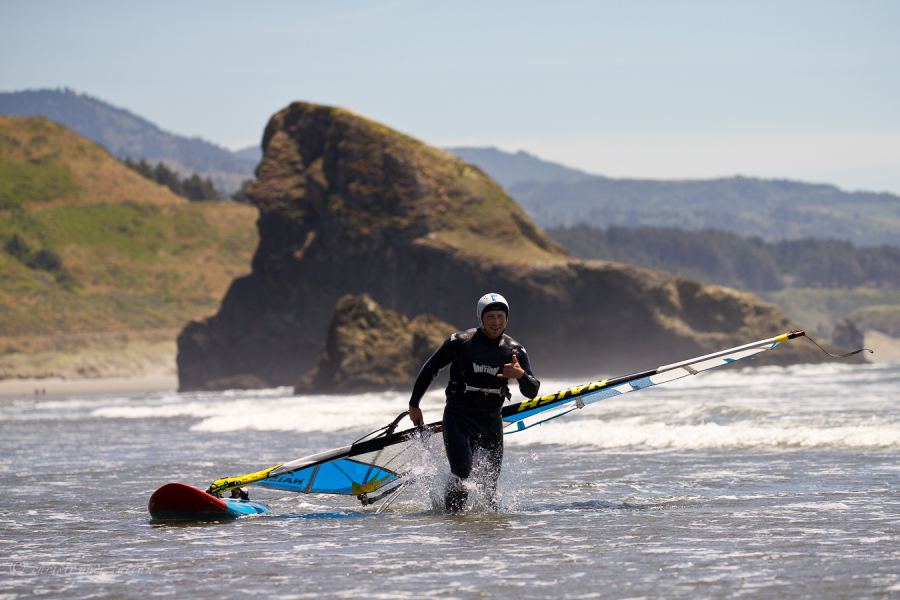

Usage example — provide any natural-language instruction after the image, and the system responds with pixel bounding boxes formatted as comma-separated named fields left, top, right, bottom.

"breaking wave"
left=64, top=362, right=900, bottom=451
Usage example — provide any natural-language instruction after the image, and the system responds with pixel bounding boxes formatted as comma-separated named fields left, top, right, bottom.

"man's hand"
left=408, top=406, right=425, bottom=427
left=498, top=353, right=525, bottom=380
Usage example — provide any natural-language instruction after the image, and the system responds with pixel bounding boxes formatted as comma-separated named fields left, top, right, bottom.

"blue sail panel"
left=258, top=458, right=399, bottom=495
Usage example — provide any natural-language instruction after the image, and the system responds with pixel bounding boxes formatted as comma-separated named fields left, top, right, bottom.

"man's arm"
left=408, top=336, right=456, bottom=425
left=514, top=348, right=540, bottom=399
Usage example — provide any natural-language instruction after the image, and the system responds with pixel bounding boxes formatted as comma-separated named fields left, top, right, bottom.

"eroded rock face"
left=177, top=102, right=821, bottom=391
left=295, top=294, right=455, bottom=393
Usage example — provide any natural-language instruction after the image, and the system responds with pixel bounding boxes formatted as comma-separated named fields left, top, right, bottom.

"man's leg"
left=442, top=409, right=475, bottom=512
left=478, top=431, right=504, bottom=510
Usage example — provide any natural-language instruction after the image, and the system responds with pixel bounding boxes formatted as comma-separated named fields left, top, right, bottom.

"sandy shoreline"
left=0, top=374, right=178, bottom=399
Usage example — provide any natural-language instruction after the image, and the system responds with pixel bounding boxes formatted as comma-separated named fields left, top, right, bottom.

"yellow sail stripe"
left=351, top=475, right=392, bottom=495
left=207, top=464, right=283, bottom=496
left=517, top=379, right=608, bottom=412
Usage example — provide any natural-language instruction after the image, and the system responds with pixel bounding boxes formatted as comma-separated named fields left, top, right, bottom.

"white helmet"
left=476, top=292, right=509, bottom=324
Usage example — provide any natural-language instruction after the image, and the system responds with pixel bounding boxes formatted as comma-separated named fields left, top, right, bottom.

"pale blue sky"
left=2, top=1, right=899, bottom=193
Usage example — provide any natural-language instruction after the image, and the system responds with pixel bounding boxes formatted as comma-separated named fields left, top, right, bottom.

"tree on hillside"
left=153, top=162, right=184, bottom=196
left=231, top=179, right=255, bottom=204
left=182, top=174, right=220, bottom=201
left=548, top=224, right=900, bottom=291
left=3, top=233, right=75, bottom=287
left=123, top=158, right=221, bottom=201
left=124, top=158, right=155, bottom=180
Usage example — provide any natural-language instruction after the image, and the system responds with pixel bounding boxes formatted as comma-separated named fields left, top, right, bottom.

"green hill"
left=0, top=116, right=258, bottom=378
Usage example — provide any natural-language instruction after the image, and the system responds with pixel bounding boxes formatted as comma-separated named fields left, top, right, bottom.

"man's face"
left=481, top=310, right=507, bottom=339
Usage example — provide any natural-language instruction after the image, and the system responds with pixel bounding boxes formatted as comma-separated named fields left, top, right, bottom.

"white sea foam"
left=91, top=399, right=223, bottom=420
left=88, top=388, right=443, bottom=434
left=504, top=418, right=900, bottom=450
left=191, top=393, right=406, bottom=433
left=73, top=362, right=898, bottom=451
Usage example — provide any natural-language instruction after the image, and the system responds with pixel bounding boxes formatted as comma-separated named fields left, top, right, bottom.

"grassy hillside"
left=0, top=116, right=258, bottom=377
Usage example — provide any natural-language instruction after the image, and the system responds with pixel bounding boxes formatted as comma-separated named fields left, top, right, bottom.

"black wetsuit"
left=409, top=328, right=540, bottom=511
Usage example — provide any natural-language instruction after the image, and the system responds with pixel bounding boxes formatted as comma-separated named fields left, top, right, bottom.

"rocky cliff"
left=296, top=294, right=455, bottom=393
left=177, top=102, right=820, bottom=391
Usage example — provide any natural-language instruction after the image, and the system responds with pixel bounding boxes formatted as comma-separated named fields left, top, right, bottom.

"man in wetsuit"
left=408, top=293, right=540, bottom=512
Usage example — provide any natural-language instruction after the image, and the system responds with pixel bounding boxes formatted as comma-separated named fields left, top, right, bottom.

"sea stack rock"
left=295, top=294, right=455, bottom=393
left=177, top=102, right=820, bottom=391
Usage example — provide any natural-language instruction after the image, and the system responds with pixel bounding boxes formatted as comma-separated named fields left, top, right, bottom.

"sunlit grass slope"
left=0, top=116, right=257, bottom=371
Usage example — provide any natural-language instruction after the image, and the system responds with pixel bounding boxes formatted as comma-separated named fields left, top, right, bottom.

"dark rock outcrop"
left=177, top=102, right=821, bottom=391
left=295, top=294, right=454, bottom=393
left=831, top=318, right=865, bottom=353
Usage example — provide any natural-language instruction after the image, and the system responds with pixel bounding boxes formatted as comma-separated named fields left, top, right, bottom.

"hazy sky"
left=2, top=1, right=899, bottom=194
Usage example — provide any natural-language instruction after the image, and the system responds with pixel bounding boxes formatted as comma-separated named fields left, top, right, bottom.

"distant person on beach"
left=408, top=293, right=540, bottom=512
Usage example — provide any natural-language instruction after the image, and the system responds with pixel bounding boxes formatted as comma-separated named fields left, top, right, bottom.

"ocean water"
left=1, top=362, right=898, bottom=598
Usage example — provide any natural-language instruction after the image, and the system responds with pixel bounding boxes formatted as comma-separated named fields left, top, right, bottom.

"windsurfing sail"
left=206, top=411, right=444, bottom=504
left=206, top=330, right=807, bottom=505
left=501, top=330, right=809, bottom=433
